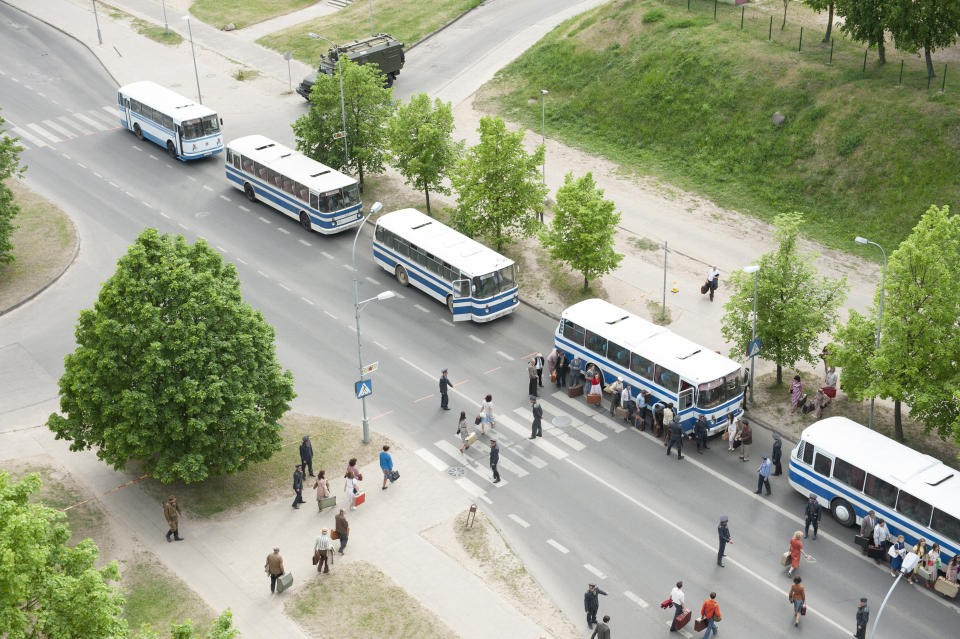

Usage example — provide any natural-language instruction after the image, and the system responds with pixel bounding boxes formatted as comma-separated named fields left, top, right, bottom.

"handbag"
left=331, top=530, right=339, bottom=540
left=475, top=415, right=482, bottom=425
left=888, top=545, right=899, bottom=558
left=312, top=549, right=320, bottom=565
left=801, top=604, right=807, bottom=616
left=721, top=432, right=729, bottom=440
left=781, top=551, right=790, bottom=566
left=714, top=611, right=721, bottom=622
left=551, top=370, right=557, bottom=382
left=354, top=491, right=366, bottom=507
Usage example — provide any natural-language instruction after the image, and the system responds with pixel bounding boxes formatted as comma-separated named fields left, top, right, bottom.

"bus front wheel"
left=166, top=141, right=177, bottom=159
left=299, top=212, right=311, bottom=232
left=446, top=295, right=454, bottom=315
left=831, top=498, right=856, bottom=527
left=395, top=265, right=409, bottom=287
left=133, top=123, right=143, bottom=140
left=244, top=183, right=256, bottom=202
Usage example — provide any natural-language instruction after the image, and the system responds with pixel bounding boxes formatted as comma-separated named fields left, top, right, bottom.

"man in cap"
left=299, top=435, right=314, bottom=477
left=163, top=495, right=184, bottom=542
left=717, top=516, right=732, bottom=567
left=292, top=464, right=305, bottom=509
left=529, top=395, right=543, bottom=439
left=314, top=528, right=333, bottom=573
left=854, top=597, right=869, bottom=639
left=489, top=439, right=501, bottom=483
left=804, top=494, right=822, bottom=539
left=265, top=547, right=284, bottom=593
left=771, top=432, right=783, bottom=475
left=666, top=405, right=684, bottom=460
left=608, top=376, right=624, bottom=416
left=439, top=368, right=450, bottom=410
left=755, top=455, right=772, bottom=496
left=583, top=582, right=608, bottom=629
left=528, top=359, right=538, bottom=397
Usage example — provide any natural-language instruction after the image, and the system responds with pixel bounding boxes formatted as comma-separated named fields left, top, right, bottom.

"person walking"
left=457, top=411, right=472, bottom=453
left=528, top=359, right=539, bottom=397
left=299, top=435, right=314, bottom=477
left=717, top=516, right=732, bottom=567
left=380, top=445, right=394, bottom=490
left=790, top=375, right=805, bottom=413
left=163, top=495, right=184, bottom=542
left=788, top=576, right=805, bottom=627
left=771, top=432, right=783, bottom=475
left=669, top=580, right=685, bottom=631
left=529, top=395, right=543, bottom=439
left=489, top=439, right=501, bottom=483
left=345, top=458, right=363, bottom=482
left=556, top=350, right=569, bottom=388
left=583, top=583, right=608, bottom=629
left=313, top=470, right=331, bottom=511
left=335, top=508, right=349, bottom=554
left=787, top=531, right=809, bottom=577
left=726, top=413, right=737, bottom=452
left=804, top=494, right=822, bottom=539
left=480, top=394, right=495, bottom=434
left=889, top=534, right=906, bottom=577
left=535, top=352, right=545, bottom=387
left=854, top=597, right=869, bottom=639
left=666, top=409, right=684, bottom=460
left=694, top=415, right=709, bottom=453
left=699, top=592, right=720, bottom=639
left=439, top=368, right=450, bottom=410
left=292, top=464, right=305, bottom=509
left=590, top=614, right=611, bottom=639
left=265, top=547, right=284, bottom=593
left=738, top=420, right=752, bottom=462
left=344, top=470, right=359, bottom=510
left=314, top=528, right=332, bottom=574
left=707, top=266, right=720, bottom=302
left=755, top=455, right=772, bottom=496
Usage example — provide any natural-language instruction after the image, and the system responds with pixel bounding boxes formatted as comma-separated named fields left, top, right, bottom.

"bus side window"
left=833, top=457, right=866, bottom=491
left=801, top=441, right=814, bottom=465
left=813, top=453, right=832, bottom=477
left=562, top=320, right=586, bottom=347
left=233, top=154, right=241, bottom=170
left=585, top=331, right=607, bottom=358
left=630, top=353, right=654, bottom=381
left=655, top=365, right=679, bottom=392
left=242, top=156, right=254, bottom=173
left=311, top=193, right=319, bottom=210
left=896, top=491, right=933, bottom=528
left=930, top=508, right=960, bottom=543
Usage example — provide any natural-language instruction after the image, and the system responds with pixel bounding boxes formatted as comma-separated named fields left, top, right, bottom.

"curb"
left=406, top=0, right=486, bottom=53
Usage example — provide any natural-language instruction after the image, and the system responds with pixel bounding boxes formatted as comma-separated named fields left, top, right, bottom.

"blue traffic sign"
left=748, top=339, right=762, bottom=358
left=355, top=379, right=373, bottom=399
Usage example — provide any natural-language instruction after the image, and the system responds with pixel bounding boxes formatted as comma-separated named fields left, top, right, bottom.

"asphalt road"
left=1, top=1, right=958, bottom=637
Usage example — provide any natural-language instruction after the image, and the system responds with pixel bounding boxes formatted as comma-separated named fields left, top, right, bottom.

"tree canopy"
left=292, top=56, right=393, bottom=189
left=48, top=229, right=295, bottom=484
left=888, top=0, right=960, bottom=78
left=386, top=93, right=461, bottom=216
left=835, top=0, right=889, bottom=63
left=449, top=116, right=546, bottom=251
left=721, top=212, right=847, bottom=384
left=540, top=172, right=623, bottom=290
left=803, top=0, right=836, bottom=42
left=0, top=110, right=25, bottom=264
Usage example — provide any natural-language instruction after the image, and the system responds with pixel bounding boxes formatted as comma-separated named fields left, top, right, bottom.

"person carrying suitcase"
left=668, top=580, right=686, bottom=631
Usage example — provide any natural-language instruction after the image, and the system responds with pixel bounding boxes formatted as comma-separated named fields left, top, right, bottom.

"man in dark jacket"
left=529, top=396, right=543, bottom=439
left=695, top=415, right=709, bottom=453
left=590, top=615, right=611, bottom=639
left=292, top=464, right=304, bottom=509
left=666, top=411, right=684, bottom=460
left=854, top=597, right=869, bottom=639
left=527, top=360, right=538, bottom=397
left=489, top=440, right=501, bottom=483
left=804, top=494, right=822, bottom=539
left=717, top=515, right=732, bottom=567
left=439, top=369, right=450, bottom=410
left=584, top=583, right=608, bottom=629
left=556, top=351, right=569, bottom=388
left=771, top=432, right=783, bottom=475
left=299, top=435, right=314, bottom=477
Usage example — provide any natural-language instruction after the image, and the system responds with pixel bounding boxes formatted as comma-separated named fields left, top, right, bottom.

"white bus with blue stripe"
left=225, top=135, right=363, bottom=234
left=373, top=208, right=519, bottom=322
left=117, top=81, right=222, bottom=160
left=555, top=299, right=744, bottom=433
left=789, top=417, right=959, bottom=561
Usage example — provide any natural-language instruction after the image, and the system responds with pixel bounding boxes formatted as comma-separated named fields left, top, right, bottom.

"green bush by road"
left=482, top=0, right=960, bottom=256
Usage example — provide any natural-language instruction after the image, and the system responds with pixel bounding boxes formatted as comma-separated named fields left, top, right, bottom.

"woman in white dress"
left=726, top=413, right=738, bottom=452
left=344, top=470, right=358, bottom=510
left=480, top=394, right=495, bottom=434
left=458, top=411, right=471, bottom=453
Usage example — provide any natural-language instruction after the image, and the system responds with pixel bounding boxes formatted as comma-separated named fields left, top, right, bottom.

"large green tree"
left=804, top=0, right=836, bottom=42
left=835, top=0, right=889, bottom=63
left=0, top=110, right=25, bottom=264
left=292, top=56, right=393, bottom=190
left=828, top=309, right=876, bottom=401
left=48, top=229, right=295, bottom=484
left=721, top=212, right=847, bottom=384
left=540, top=172, right=623, bottom=290
left=0, top=472, right=127, bottom=639
left=449, top=116, right=546, bottom=251
left=386, top=93, right=461, bottom=216
left=888, top=0, right=960, bottom=78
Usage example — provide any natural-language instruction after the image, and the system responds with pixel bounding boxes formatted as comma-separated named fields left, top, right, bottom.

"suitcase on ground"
left=354, top=491, right=366, bottom=507
left=464, top=431, right=478, bottom=449
left=867, top=545, right=886, bottom=560
left=934, top=576, right=959, bottom=598
left=780, top=551, right=790, bottom=566
left=317, top=495, right=336, bottom=511
left=276, top=572, right=293, bottom=593
left=568, top=384, right=583, bottom=398
left=916, top=565, right=933, bottom=581
left=587, top=393, right=602, bottom=405
left=693, top=617, right=708, bottom=632
left=615, top=406, right=628, bottom=419
left=854, top=534, right=870, bottom=550
left=388, top=469, right=399, bottom=482
left=673, top=608, right=692, bottom=630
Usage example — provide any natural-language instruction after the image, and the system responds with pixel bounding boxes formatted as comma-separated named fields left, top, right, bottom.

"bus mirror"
left=220, top=118, right=224, bottom=125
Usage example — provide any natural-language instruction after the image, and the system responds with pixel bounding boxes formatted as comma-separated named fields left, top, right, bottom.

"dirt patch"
left=0, top=179, right=78, bottom=313
left=421, top=509, right=578, bottom=639
left=286, top=559, right=459, bottom=639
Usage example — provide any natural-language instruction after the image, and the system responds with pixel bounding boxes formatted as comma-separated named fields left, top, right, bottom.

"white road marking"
left=348, top=325, right=357, bottom=333
left=202, top=184, right=213, bottom=192
left=26, top=123, right=61, bottom=143
left=59, top=152, right=71, bottom=160
left=469, top=334, right=485, bottom=344
left=323, top=310, right=336, bottom=319
left=321, top=251, right=335, bottom=260
left=256, top=270, right=268, bottom=278
left=187, top=175, right=197, bottom=182
left=141, top=201, right=152, bottom=208
left=177, top=222, right=187, bottom=230
left=219, top=194, right=230, bottom=201
left=546, top=539, right=569, bottom=554
left=298, top=239, right=311, bottom=246
left=43, top=119, right=74, bottom=139
left=239, top=205, right=250, bottom=212
left=236, top=258, right=247, bottom=265
left=512, top=407, right=585, bottom=451
left=57, top=115, right=91, bottom=135
left=72, top=112, right=108, bottom=131
left=414, top=448, right=449, bottom=472
left=507, top=447, right=548, bottom=470
left=258, top=216, right=271, bottom=224
left=413, top=304, right=430, bottom=313
left=10, top=126, right=47, bottom=148
left=149, top=154, right=158, bottom=160
left=496, top=350, right=515, bottom=361
left=479, top=494, right=493, bottom=505
left=496, top=455, right=529, bottom=478
left=497, top=415, right=568, bottom=459
left=216, top=246, right=227, bottom=253
left=393, top=291, right=405, bottom=298
left=342, top=263, right=353, bottom=271
left=439, top=318, right=453, bottom=326
left=93, top=172, right=103, bottom=179
left=159, top=211, right=170, bottom=218
left=550, top=391, right=598, bottom=418
left=624, top=590, right=649, bottom=609
left=434, top=440, right=507, bottom=486
left=277, top=283, right=290, bottom=291
left=455, top=477, right=487, bottom=499
left=584, top=563, right=607, bottom=579
left=101, top=105, right=121, bottom=119
left=508, top=514, right=531, bottom=528
left=131, top=145, right=142, bottom=151
left=277, top=228, right=290, bottom=235
left=300, top=297, right=314, bottom=305
left=398, top=356, right=438, bottom=382
left=85, top=108, right=117, bottom=127
left=592, top=412, right=626, bottom=434
left=76, top=162, right=86, bottom=169
left=364, top=276, right=380, bottom=285
left=108, top=182, right=119, bottom=188
left=373, top=341, right=388, bottom=350
left=538, top=400, right=608, bottom=441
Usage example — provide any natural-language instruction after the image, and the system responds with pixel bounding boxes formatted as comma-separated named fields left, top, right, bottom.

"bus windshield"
left=202, top=114, right=221, bottom=135
left=696, top=369, right=743, bottom=408
left=323, top=184, right=360, bottom=212
left=473, top=265, right=516, bottom=298
left=182, top=118, right=203, bottom=140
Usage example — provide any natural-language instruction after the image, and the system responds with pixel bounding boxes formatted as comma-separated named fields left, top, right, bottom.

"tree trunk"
left=924, top=48, right=935, bottom=78
left=822, top=1, right=833, bottom=43
left=782, top=2, right=788, bottom=30
left=893, top=400, right=904, bottom=442
left=358, top=164, right=365, bottom=193
left=877, top=39, right=886, bottom=65
left=583, top=274, right=589, bottom=291
left=776, top=363, right=783, bottom=385
left=424, top=186, right=431, bottom=216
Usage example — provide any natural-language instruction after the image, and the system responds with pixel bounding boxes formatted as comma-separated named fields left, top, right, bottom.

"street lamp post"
left=181, top=16, right=201, bottom=104
left=308, top=33, right=350, bottom=169
left=540, top=89, right=548, bottom=186
left=161, top=0, right=169, bottom=35
left=871, top=552, right=919, bottom=639
left=353, top=202, right=387, bottom=444
left=92, top=1, right=102, bottom=45
left=743, top=264, right=761, bottom=404
left=855, top=236, right=887, bottom=430
left=369, top=0, right=375, bottom=36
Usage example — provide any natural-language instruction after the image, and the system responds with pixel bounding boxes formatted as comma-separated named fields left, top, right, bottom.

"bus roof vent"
left=411, top=222, right=432, bottom=230
left=310, top=170, right=331, bottom=177
left=254, top=143, right=275, bottom=151
left=280, top=152, right=293, bottom=158
left=605, top=314, right=630, bottom=325
left=677, top=349, right=702, bottom=360
left=923, top=470, right=955, bottom=487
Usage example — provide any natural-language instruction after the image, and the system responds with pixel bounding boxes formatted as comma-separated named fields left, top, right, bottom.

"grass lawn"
left=135, top=413, right=389, bottom=518
left=287, top=560, right=458, bottom=639
left=121, top=553, right=215, bottom=637
left=191, top=0, right=316, bottom=30
left=481, top=0, right=960, bottom=258
left=102, top=4, right=183, bottom=45
left=0, top=180, right=77, bottom=312
left=257, top=0, right=482, bottom=65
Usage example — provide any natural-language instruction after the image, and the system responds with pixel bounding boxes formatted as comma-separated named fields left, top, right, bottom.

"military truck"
left=297, top=33, right=405, bottom=100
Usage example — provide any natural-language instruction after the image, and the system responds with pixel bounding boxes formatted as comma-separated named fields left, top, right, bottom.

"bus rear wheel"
left=244, top=183, right=256, bottom=202
left=446, top=295, right=454, bottom=315
left=299, top=212, right=311, bottom=232
left=831, top=497, right=856, bottom=527
left=133, top=123, right=143, bottom=140
left=395, top=265, right=409, bottom=287
left=166, top=141, right=177, bottom=159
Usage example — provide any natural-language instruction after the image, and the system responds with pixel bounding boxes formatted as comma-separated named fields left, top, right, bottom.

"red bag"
left=801, top=604, right=807, bottom=616
left=823, top=386, right=836, bottom=398
left=660, top=598, right=672, bottom=609
left=673, top=609, right=692, bottom=630
left=354, top=491, right=366, bottom=507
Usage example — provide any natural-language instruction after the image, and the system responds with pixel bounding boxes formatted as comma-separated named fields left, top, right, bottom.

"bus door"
left=120, top=95, right=132, bottom=129
left=678, top=378, right=695, bottom=421
left=451, top=279, right=471, bottom=322
left=175, top=124, right=185, bottom=156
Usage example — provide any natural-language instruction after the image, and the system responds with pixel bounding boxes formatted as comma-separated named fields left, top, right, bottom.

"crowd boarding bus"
left=789, top=417, right=959, bottom=560
left=372, top=208, right=519, bottom=322
left=555, top=299, right=744, bottom=433
left=225, top=135, right=363, bottom=234
left=117, top=81, right=222, bottom=160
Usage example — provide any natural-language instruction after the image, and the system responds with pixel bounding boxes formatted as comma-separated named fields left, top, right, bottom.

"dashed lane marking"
left=323, top=310, right=336, bottom=319
left=413, top=304, right=430, bottom=313
left=439, top=318, right=453, bottom=326
left=584, top=563, right=606, bottom=579
left=624, top=590, right=649, bottom=609
left=177, top=222, right=187, bottom=230
left=373, top=341, right=388, bottom=350
left=236, top=258, right=248, bottom=265
left=216, top=246, right=227, bottom=253
left=508, top=514, right=531, bottom=528
left=239, top=205, right=250, bottom=212
left=546, top=539, right=569, bottom=554
left=496, top=350, right=515, bottom=361
left=469, top=334, right=485, bottom=344
left=141, top=201, right=152, bottom=208
left=341, top=263, right=353, bottom=271
left=277, top=283, right=290, bottom=291
left=256, top=270, right=268, bottom=278
left=300, top=297, right=314, bottom=305
left=298, top=239, right=311, bottom=246
left=159, top=211, right=170, bottom=218
left=218, top=194, right=230, bottom=201
left=277, top=228, right=290, bottom=235
left=321, top=251, right=335, bottom=260
left=258, top=216, right=271, bottom=224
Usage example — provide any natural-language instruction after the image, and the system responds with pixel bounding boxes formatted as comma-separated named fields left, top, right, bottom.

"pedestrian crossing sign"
left=355, top=379, right=373, bottom=399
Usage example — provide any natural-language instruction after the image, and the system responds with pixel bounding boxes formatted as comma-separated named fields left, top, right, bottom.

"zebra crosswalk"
left=5, top=105, right=121, bottom=151
left=416, top=390, right=636, bottom=502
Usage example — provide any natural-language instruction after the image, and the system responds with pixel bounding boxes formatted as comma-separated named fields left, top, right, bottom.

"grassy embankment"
left=190, top=0, right=316, bottom=30
left=482, top=0, right=960, bottom=257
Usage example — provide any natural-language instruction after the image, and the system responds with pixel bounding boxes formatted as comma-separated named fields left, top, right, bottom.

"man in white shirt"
left=872, top=518, right=891, bottom=552
left=314, top=528, right=333, bottom=574
left=669, top=580, right=685, bottom=631
left=620, top=383, right=633, bottom=416
left=707, top=266, right=720, bottom=301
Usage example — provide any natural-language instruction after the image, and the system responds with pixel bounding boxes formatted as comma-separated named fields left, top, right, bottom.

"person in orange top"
left=788, top=576, right=806, bottom=627
left=699, top=592, right=720, bottom=638
left=788, top=531, right=810, bottom=576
